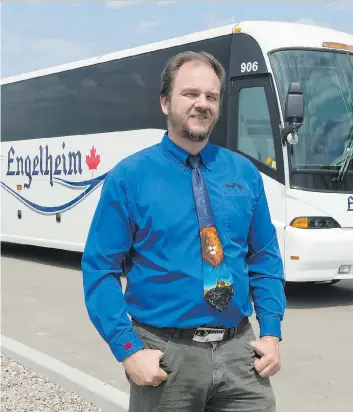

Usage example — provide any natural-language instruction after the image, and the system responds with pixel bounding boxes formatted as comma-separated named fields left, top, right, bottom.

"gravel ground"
left=1, top=353, right=103, bottom=412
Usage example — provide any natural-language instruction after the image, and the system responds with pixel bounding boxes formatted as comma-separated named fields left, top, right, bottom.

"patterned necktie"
left=187, top=154, right=234, bottom=311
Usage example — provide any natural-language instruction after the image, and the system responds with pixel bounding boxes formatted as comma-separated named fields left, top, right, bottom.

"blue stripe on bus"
left=0, top=171, right=109, bottom=214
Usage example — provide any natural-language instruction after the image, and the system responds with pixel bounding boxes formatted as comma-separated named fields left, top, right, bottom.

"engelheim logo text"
left=6, top=143, right=83, bottom=189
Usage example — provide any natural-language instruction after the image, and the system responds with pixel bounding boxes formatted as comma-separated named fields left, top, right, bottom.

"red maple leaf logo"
left=86, top=146, right=100, bottom=177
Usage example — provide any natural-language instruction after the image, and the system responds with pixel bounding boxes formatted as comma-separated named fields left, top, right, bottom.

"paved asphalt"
left=2, top=242, right=353, bottom=412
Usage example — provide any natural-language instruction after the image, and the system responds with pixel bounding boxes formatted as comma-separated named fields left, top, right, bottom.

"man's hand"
left=122, top=349, right=168, bottom=386
left=249, top=336, right=281, bottom=378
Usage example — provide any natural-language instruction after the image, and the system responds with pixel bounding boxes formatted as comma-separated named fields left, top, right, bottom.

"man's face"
left=161, top=60, right=221, bottom=142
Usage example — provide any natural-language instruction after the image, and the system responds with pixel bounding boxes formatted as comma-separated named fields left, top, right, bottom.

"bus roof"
left=2, top=20, right=352, bottom=85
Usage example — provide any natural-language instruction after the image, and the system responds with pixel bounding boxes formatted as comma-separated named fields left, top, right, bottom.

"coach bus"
left=1, top=20, right=353, bottom=285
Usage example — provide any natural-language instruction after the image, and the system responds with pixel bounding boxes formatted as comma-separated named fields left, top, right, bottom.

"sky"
left=1, top=0, right=353, bottom=79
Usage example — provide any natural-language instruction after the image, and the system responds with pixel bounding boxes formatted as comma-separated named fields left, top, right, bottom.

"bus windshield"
left=270, top=49, right=353, bottom=171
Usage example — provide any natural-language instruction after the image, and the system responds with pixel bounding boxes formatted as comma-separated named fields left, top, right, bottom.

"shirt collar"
left=161, top=131, right=215, bottom=170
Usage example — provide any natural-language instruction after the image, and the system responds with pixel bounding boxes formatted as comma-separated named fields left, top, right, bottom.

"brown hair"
left=160, top=51, right=226, bottom=101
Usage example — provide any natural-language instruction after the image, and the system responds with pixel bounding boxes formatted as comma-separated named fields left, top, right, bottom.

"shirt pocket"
left=223, top=192, right=255, bottom=244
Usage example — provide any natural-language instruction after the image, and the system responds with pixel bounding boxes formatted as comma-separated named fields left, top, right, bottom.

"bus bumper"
left=284, top=226, right=353, bottom=282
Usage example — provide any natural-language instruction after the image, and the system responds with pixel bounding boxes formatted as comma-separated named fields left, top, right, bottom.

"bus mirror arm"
left=281, top=120, right=302, bottom=146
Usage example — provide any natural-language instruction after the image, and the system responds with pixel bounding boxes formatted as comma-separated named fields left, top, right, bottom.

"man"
left=81, top=50, right=286, bottom=412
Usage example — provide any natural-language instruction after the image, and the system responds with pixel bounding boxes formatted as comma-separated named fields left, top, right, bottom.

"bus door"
left=226, top=75, right=287, bottom=261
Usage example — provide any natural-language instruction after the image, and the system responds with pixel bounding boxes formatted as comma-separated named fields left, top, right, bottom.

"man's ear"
left=160, top=94, right=169, bottom=116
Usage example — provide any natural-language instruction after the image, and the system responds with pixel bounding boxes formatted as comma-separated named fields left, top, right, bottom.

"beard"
left=168, top=108, right=219, bottom=142
left=181, top=124, right=210, bottom=142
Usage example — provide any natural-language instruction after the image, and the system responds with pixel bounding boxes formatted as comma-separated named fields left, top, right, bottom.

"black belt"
left=133, top=317, right=249, bottom=342
left=182, top=317, right=249, bottom=341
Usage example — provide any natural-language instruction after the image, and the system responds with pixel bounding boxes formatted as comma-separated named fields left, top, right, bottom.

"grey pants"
left=127, top=319, right=276, bottom=412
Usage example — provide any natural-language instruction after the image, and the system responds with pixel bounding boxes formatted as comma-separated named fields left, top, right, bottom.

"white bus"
left=1, top=20, right=353, bottom=285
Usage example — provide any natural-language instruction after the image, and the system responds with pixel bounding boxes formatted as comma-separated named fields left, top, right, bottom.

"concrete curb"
left=1, top=335, right=129, bottom=412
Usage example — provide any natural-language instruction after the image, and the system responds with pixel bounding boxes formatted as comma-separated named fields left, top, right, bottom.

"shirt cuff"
left=259, top=316, right=282, bottom=341
left=109, top=329, right=146, bottom=362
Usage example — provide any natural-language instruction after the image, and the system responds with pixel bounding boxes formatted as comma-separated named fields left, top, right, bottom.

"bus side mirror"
left=281, top=82, right=304, bottom=146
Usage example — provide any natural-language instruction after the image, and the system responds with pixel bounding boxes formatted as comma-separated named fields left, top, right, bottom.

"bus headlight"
left=290, top=217, right=341, bottom=229
left=339, top=265, right=351, bottom=274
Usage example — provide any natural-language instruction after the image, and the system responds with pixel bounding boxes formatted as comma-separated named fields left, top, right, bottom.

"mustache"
left=190, top=110, right=210, bottom=119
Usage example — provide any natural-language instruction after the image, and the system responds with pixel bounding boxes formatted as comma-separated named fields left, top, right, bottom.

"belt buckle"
left=192, top=327, right=225, bottom=342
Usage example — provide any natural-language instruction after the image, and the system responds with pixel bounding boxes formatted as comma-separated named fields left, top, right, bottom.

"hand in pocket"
left=123, top=348, right=168, bottom=386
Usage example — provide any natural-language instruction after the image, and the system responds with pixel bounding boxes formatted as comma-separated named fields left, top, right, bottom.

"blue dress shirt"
left=81, top=132, right=286, bottom=362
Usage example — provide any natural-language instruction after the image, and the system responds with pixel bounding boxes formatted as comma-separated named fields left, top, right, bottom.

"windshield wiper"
left=331, top=124, right=353, bottom=183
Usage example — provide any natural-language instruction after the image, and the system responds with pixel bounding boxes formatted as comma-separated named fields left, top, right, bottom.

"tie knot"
left=187, top=154, right=202, bottom=169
